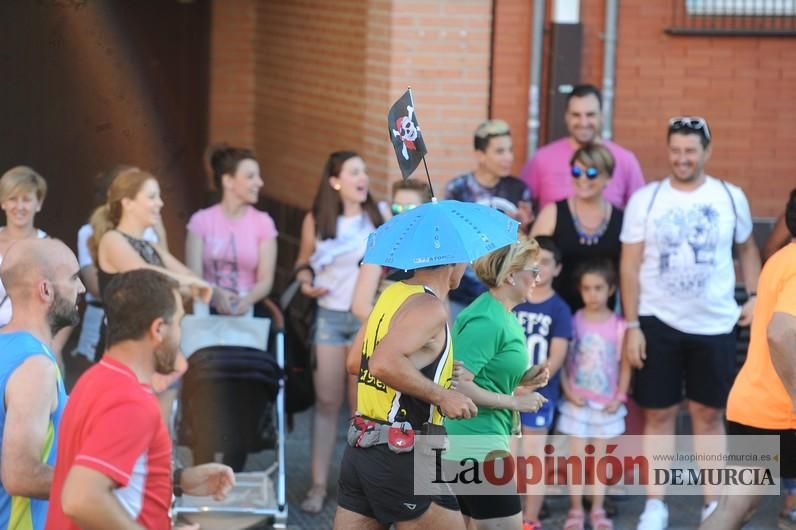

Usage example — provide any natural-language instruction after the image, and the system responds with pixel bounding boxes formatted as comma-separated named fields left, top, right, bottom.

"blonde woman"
left=444, top=236, right=549, bottom=529
left=90, top=169, right=211, bottom=421
left=0, top=167, right=72, bottom=359
left=0, top=167, right=49, bottom=326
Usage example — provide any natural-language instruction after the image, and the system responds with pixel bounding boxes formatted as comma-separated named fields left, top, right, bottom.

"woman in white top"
left=294, top=151, right=383, bottom=513
left=0, top=166, right=71, bottom=359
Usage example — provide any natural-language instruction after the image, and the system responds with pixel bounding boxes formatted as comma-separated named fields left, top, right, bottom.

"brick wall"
left=490, top=0, right=534, bottom=169
left=608, top=0, right=796, bottom=216
left=209, top=0, right=493, bottom=209
left=253, top=0, right=369, bottom=207
left=208, top=0, right=256, bottom=189
left=382, top=0, right=493, bottom=196
left=208, top=0, right=493, bottom=287
left=492, top=0, right=794, bottom=218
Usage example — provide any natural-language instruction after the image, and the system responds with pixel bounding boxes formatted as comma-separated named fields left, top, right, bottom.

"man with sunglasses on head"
left=445, top=119, right=533, bottom=319
left=620, top=117, right=761, bottom=530
left=520, top=83, right=645, bottom=211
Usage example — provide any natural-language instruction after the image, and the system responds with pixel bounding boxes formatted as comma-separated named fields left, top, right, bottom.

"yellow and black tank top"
left=357, top=281, right=454, bottom=427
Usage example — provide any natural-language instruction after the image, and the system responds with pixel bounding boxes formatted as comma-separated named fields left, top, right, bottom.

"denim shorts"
left=313, top=307, right=360, bottom=346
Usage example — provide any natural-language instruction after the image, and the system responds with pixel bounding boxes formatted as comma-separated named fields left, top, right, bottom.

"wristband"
left=173, top=467, right=184, bottom=497
left=293, top=263, right=314, bottom=279
left=625, top=320, right=640, bottom=329
left=615, top=392, right=628, bottom=403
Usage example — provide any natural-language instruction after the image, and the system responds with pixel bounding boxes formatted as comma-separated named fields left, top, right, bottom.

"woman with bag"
left=294, top=151, right=383, bottom=514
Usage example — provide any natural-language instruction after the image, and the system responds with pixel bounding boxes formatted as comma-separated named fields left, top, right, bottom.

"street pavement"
left=63, top=353, right=784, bottom=530
left=246, top=409, right=784, bottom=530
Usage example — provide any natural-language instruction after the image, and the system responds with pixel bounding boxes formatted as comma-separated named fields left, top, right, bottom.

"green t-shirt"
left=444, top=291, right=528, bottom=457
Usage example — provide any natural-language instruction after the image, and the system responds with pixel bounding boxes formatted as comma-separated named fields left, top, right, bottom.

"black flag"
left=387, top=89, right=427, bottom=179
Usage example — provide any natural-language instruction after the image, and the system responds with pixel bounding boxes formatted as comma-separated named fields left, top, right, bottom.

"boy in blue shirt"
left=513, top=236, right=572, bottom=530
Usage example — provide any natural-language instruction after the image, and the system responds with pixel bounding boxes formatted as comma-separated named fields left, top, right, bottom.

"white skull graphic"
left=399, top=116, right=417, bottom=141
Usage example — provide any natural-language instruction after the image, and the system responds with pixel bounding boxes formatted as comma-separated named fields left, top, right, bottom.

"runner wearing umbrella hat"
left=333, top=198, right=519, bottom=529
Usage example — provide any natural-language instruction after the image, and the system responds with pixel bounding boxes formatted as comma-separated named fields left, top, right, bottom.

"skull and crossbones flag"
left=387, top=89, right=428, bottom=179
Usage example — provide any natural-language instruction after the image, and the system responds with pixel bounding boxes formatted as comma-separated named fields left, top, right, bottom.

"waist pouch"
left=346, top=416, right=415, bottom=453
left=347, top=416, right=450, bottom=455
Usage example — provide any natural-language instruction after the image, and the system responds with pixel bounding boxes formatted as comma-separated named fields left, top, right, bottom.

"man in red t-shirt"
left=47, top=270, right=234, bottom=530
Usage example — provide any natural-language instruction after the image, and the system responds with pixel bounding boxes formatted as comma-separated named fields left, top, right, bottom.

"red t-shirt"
left=46, top=358, right=172, bottom=530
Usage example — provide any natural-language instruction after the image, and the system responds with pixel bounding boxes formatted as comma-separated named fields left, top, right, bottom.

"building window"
left=667, top=0, right=796, bottom=34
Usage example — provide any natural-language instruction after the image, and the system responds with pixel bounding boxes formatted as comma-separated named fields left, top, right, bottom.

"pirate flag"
left=387, top=89, right=428, bottom=179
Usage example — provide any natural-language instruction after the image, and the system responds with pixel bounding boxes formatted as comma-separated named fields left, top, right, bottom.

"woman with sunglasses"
left=350, top=179, right=431, bottom=324
left=443, top=236, right=550, bottom=529
left=531, top=143, right=622, bottom=312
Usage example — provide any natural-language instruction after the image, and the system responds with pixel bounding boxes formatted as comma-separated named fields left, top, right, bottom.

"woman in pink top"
left=186, top=146, right=278, bottom=316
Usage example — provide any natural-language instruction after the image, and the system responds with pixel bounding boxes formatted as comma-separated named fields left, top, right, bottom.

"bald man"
left=0, top=239, right=84, bottom=530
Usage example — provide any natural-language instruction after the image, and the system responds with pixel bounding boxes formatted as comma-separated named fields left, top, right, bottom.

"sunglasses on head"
left=391, top=203, right=418, bottom=215
left=668, top=116, right=711, bottom=142
left=570, top=166, right=600, bottom=180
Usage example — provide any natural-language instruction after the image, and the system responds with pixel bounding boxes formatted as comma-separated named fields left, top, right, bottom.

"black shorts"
left=337, top=444, right=459, bottom=524
left=633, top=316, right=737, bottom=409
left=727, top=420, right=796, bottom=479
left=457, top=493, right=521, bottom=520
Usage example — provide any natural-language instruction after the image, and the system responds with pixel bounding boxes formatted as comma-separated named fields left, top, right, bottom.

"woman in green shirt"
left=445, top=236, right=548, bottom=529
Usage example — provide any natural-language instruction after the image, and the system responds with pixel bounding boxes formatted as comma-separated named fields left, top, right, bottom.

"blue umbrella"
left=363, top=199, right=519, bottom=270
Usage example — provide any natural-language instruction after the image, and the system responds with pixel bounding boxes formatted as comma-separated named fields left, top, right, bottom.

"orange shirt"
left=727, top=242, right=796, bottom=429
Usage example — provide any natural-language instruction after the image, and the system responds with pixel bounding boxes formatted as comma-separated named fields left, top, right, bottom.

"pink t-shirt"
left=187, top=204, right=278, bottom=294
left=565, top=311, right=626, bottom=406
left=520, top=137, right=645, bottom=210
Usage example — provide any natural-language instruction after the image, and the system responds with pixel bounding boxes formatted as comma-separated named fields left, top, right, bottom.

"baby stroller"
left=172, top=298, right=288, bottom=529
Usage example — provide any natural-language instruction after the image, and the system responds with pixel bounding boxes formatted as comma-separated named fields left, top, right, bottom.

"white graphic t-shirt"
left=620, top=176, right=752, bottom=335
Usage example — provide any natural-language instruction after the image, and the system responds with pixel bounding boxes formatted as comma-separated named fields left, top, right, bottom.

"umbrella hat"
left=363, top=199, right=519, bottom=270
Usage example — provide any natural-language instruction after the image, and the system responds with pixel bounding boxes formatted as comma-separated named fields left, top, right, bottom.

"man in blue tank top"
left=0, top=239, right=84, bottom=530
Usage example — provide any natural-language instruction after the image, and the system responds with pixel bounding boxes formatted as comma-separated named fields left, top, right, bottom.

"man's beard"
left=153, top=340, right=178, bottom=375
left=47, top=291, right=80, bottom=336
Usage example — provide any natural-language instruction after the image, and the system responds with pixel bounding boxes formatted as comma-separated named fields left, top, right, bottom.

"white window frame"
left=686, top=0, right=796, bottom=15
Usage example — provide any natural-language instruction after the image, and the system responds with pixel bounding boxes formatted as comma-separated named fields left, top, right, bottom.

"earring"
left=508, top=277, right=516, bottom=286
left=332, top=184, right=341, bottom=191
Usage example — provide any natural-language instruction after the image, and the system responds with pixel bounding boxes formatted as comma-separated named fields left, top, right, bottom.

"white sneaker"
left=637, top=499, right=669, bottom=530
left=700, top=500, right=718, bottom=522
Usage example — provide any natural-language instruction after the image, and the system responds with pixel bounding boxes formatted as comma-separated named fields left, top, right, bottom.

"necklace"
left=571, top=199, right=610, bottom=246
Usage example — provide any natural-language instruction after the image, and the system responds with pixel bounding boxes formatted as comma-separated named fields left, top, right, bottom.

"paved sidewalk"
left=247, top=409, right=783, bottom=530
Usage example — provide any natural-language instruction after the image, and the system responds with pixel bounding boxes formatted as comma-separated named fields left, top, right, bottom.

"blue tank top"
left=0, top=332, right=67, bottom=530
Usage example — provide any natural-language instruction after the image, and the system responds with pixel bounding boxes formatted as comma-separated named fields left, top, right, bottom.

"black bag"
left=280, top=276, right=316, bottom=415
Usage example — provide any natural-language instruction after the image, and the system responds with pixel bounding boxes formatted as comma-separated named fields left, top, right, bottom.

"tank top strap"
left=552, top=199, right=578, bottom=244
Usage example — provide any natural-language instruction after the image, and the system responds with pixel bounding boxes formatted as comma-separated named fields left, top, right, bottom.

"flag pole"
left=420, top=156, right=436, bottom=200
left=407, top=86, right=437, bottom=200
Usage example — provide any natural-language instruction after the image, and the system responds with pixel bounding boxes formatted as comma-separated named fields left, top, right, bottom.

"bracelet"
left=293, top=263, right=314, bottom=278
left=747, top=291, right=757, bottom=298
left=625, top=320, right=641, bottom=329
left=615, top=392, right=628, bottom=403
left=173, top=467, right=184, bottom=497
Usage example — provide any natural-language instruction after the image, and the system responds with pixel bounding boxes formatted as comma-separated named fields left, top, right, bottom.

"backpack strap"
left=718, top=179, right=739, bottom=244
left=642, top=179, right=665, bottom=240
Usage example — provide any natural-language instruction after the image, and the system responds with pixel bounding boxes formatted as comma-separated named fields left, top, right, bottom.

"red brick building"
left=208, top=0, right=794, bottom=219
left=2, top=1, right=792, bottom=277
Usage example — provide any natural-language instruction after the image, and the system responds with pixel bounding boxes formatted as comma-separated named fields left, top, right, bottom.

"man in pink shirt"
left=520, top=84, right=645, bottom=210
